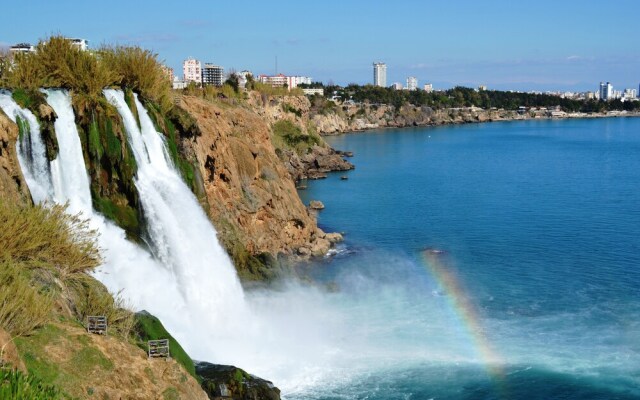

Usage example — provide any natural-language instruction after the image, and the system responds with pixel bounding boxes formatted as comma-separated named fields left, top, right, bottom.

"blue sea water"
left=294, top=118, right=640, bottom=399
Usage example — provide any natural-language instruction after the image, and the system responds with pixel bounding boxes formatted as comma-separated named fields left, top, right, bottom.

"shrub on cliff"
left=272, top=119, right=321, bottom=154
left=6, top=36, right=119, bottom=97
left=0, top=201, right=101, bottom=275
left=0, top=261, right=53, bottom=337
left=99, top=46, right=172, bottom=112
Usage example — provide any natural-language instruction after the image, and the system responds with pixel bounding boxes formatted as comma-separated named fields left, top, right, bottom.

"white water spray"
left=32, top=90, right=199, bottom=348
left=0, top=91, right=53, bottom=203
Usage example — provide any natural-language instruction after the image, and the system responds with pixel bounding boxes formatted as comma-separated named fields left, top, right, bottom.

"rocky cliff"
left=0, top=109, right=30, bottom=205
left=177, top=95, right=344, bottom=279
left=312, top=103, right=537, bottom=135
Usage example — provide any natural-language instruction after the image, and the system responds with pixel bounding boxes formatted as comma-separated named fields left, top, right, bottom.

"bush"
left=272, top=120, right=321, bottom=154
left=0, top=262, right=53, bottom=337
left=99, top=46, right=172, bottom=112
left=68, top=275, right=134, bottom=339
left=6, top=36, right=119, bottom=98
left=0, top=201, right=101, bottom=276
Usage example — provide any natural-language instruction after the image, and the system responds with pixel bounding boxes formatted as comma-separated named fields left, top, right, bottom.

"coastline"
left=312, top=104, right=640, bottom=136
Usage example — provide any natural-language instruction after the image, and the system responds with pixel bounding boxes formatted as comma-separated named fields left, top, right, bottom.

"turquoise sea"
left=295, top=118, right=640, bottom=399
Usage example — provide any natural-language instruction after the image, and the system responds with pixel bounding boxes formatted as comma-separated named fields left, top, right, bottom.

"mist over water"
left=3, top=91, right=639, bottom=398
left=296, top=119, right=640, bottom=399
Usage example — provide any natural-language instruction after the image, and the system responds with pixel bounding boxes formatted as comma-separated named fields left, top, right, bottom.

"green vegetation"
left=14, top=324, right=113, bottom=398
left=133, top=312, right=197, bottom=379
left=0, top=368, right=61, bottom=400
left=100, top=46, right=172, bottom=112
left=0, top=200, right=135, bottom=338
left=315, top=83, right=640, bottom=113
left=253, top=82, right=303, bottom=97
left=0, top=262, right=53, bottom=337
left=2, top=36, right=171, bottom=109
left=0, top=201, right=101, bottom=276
left=282, top=103, right=302, bottom=117
left=272, top=120, right=321, bottom=154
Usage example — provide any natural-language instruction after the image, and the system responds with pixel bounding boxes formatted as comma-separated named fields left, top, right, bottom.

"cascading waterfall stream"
left=103, top=90, right=348, bottom=389
left=0, top=91, right=53, bottom=203
left=4, top=88, right=510, bottom=396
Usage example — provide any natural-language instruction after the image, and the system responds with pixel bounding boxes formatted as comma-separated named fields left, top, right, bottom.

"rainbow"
left=420, top=249, right=507, bottom=389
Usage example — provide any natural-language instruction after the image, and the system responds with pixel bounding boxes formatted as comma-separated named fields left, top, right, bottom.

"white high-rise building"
left=406, top=76, right=418, bottom=91
left=599, top=82, right=613, bottom=101
left=373, top=62, right=387, bottom=87
left=183, top=58, right=202, bottom=85
left=202, top=64, right=224, bottom=86
left=423, top=83, right=433, bottom=93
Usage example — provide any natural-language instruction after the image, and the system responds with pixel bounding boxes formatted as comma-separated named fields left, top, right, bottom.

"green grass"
left=15, top=324, right=113, bottom=398
left=0, top=368, right=61, bottom=400
left=133, top=312, right=197, bottom=379
left=0, top=262, right=53, bottom=337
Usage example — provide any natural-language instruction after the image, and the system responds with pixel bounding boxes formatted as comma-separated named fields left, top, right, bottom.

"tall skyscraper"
left=373, top=62, right=387, bottom=87
left=406, top=76, right=418, bottom=91
left=599, top=81, right=613, bottom=101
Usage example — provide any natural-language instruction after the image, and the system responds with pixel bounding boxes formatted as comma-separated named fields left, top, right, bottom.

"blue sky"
left=1, top=0, right=639, bottom=91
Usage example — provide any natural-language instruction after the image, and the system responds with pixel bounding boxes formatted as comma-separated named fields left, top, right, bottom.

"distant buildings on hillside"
left=177, top=58, right=226, bottom=89
left=257, top=74, right=312, bottom=89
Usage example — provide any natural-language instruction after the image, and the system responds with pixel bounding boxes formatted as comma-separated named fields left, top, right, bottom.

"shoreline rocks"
left=196, top=362, right=281, bottom=400
left=309, top=200, right=325, bottom=210
left=310, top=104, right=640, bottom=136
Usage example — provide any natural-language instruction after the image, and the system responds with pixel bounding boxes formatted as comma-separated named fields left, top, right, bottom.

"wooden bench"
left=148, top=339, right=170, bottom=359
left=87, top=316, right=107, bottom=335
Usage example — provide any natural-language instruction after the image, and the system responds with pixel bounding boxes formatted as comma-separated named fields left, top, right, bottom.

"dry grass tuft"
left=0, top=201, right=102, bottom=276
left=99, top=45, right=172, bottom=112
left=0, top=261, right=54, bottom=337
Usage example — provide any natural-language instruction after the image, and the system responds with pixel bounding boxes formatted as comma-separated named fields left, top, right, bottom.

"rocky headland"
left=310, top=101, right=640, bottom=135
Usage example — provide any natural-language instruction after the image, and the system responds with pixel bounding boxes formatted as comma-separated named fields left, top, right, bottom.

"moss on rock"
left=133, top=311, right=197, bottom=379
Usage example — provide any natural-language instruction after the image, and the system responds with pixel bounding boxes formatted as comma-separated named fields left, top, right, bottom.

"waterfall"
left=0, top=91, right=53, bottom=203
left=38, top=90, right=208, bottom=347
left=3, top=88, right=347, bottom=393
left=44, top=90, right=93, bottom=213
left=103, top=90, right=245, bottom=311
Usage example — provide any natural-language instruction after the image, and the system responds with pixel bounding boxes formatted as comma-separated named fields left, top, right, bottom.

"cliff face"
left=178, top=95, right=338, bottom=278
left=0, top=110, right=30, bottom=205
left=311, top=103, right=531, bottom=135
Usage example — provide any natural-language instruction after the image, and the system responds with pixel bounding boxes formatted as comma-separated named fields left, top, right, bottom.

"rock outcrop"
left=178, top=95, right=336, bottom=278
left=196, top=362, right=281, bottom=400
left=311, top=103, right=535, bottom=135
left=0, top=109, right=30, bottom=205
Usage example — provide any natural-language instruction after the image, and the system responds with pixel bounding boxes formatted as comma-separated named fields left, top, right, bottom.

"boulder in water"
left=196, top=362, right=280, bottom=400
left=309, top=200, right=325, bottom=210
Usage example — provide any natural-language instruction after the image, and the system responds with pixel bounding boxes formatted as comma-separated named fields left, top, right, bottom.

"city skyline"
left=1, top=1, right=639, bottom=92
